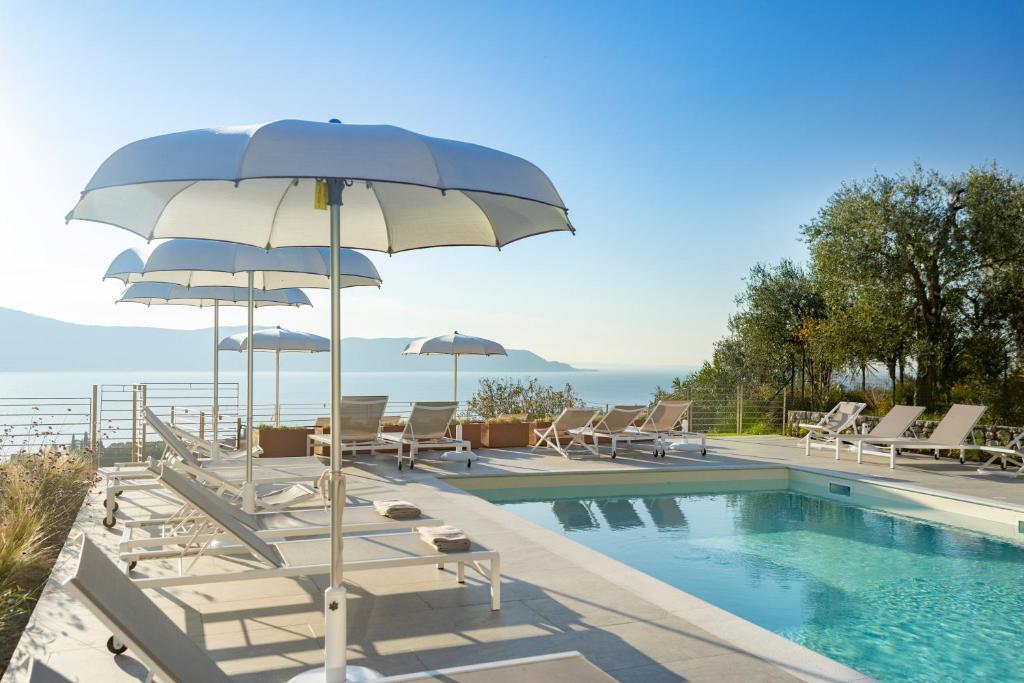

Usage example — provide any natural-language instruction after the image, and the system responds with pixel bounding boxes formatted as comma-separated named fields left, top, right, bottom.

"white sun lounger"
left=800, top=401, right=867, bottom=455
left=382, top=401, right=474, bottom=469
left=851, top=403, right=987, bottom=469
left=67, top=538, right=588, bottom=683
left=978, top=431, right=1024, bottom=475
left=531, top=407, right=599, bottom=459
left=305, top=395, right=402, bottom=460
left=569, top=405, right=646, bottom=459
left=831, top=405, right=926, bottom=461
left=121, top=466, right=500, bottom=608
left=100, top=408, right=326, bottom=527
left=624, top=400, right=707, bottom=457
left=118, top=464, right=443, bottom=563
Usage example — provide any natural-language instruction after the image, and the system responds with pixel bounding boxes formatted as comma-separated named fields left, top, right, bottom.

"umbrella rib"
left=458, top=191, right=500, bottom=247
left=367, top=181, right=395, bottom=253
left=149, top=180, right=199, bottom=239
left=266, top=179, right=297, bottom=248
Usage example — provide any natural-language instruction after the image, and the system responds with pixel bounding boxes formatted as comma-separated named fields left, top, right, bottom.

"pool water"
left=482, top=487, right=1024, bottom=682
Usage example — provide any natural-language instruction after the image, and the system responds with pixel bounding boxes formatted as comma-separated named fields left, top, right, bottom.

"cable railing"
left=0, top=396, right=95, bottom=458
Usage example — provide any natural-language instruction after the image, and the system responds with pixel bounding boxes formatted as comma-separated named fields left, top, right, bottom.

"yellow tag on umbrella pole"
left=314, top=180, right=328, bottom=210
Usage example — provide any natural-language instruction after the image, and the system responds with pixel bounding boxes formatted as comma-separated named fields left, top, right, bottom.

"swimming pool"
left=466, top=472, right=1024, bottom=683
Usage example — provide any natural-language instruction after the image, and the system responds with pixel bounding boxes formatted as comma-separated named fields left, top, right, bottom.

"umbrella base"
left=286, top=666, right=381, bottom=682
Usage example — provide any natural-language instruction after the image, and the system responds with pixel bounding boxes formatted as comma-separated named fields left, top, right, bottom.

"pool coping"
left=433, top=466, right=875, bottom=683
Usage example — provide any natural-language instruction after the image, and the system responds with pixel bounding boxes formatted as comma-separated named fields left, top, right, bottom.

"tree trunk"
left=861, top=364, right=867, bottom=393
left=887, top=359, right=897, bottom=405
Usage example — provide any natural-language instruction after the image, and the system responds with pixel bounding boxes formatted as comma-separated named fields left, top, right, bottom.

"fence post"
left=199, top=411, right=206, bottom=442
left=236, top=417, right=243, bottom=448
left=140, top=384, right=147, bottom=460
left=735, top=385, right=740, bottom=434
left=130, top=385, right=139, bottom=462
left=90, top=384, right=100, bottom=470
left=782, top=387, right=788, bottom=436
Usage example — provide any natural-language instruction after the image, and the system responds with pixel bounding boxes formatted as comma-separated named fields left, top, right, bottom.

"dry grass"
left=0, top=451, right=91, bottom=669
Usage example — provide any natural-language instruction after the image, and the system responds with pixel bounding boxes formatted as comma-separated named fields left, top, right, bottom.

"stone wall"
left=786, top=410, right=1022, bottom=447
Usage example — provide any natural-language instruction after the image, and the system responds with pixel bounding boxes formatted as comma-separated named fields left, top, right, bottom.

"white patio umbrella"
left=220, top=326, right=329, bottom=427
left=70, top=118, right=572, bottom=683
left=105, top=240, right=380, bottom=469
left=402, top=331, right=507, bottom=403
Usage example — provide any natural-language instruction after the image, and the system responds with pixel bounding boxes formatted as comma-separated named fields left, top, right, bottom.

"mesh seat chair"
left=531, top=408, right=599, bottom=459
left=853, top=404, right=987, bottom=469
left=831, top=405, right=925, bottom=462
left=305, top=395, right=401, bottom=461
left=625, top=400, right=707, bottom=457
left=66, top=539, right=605, bottom=682
left=119, top=464, right=443, bottom=565
left=978, top=431, right=1024, bottom=476
left=569, top=405, right=646, bottom=459
left=800, top=401, right=867, bottom=456
left=382, top=401, right=472, bottom=469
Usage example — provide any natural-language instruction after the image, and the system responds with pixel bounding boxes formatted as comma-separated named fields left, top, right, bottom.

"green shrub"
left=468, top=377, right=585, bottom=420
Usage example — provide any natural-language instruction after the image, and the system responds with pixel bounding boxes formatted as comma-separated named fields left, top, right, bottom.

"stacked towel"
left=373, top=499, right=421, bottom=520
left=419, top=525, right=470, bottom=552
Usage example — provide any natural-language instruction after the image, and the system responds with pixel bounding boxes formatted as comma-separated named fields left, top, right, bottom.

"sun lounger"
left=625, top=400, right=707, bottom=457
left=831, top=405, right=925, bottom=461
left=305, top=395, right=402, bottom=461
left=569, top=405, right=646, bottom=459
left=120, top=465, right=499, bottom=607
left=852, top=403, right=987, bottom=469
left=800, top=401, right=867, bottom=455
left=531, top=407, right=599, bottom=458
left=381, top=401, right=473, bottom=469
left=977, top=430, right=1024, bottom=475
left=99, top=409, right=327, bottom=527
left=60, top=541, right=596, bottom=681
left=119, top=464, right=443, bottom=564
left=168, top=421, right=263, bottom=459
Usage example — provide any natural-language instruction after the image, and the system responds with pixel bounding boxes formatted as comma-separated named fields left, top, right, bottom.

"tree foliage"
left=467, top=377, right=585, bottom=420
left=669, top=165, right=1024, bottom=420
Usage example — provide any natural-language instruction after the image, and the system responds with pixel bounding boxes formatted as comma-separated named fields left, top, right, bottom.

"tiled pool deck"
left=8, top=436, right=1024, bottom=682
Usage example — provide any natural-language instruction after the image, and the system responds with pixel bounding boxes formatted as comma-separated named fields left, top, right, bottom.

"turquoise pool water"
left=480, top=486, right=1024, bottom=682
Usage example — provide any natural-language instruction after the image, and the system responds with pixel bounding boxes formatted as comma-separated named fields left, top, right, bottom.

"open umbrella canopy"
left=105, top=239, right=381, bottom=289
left=402, top=331, right=506, bottom=357
left=69, top=119, right=573, bottom=251
left=118, top=282, right=311, bottom=307
left=220, top=326, right=329, bottom=353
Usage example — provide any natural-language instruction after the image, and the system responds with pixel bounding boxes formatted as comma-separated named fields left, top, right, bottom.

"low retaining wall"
left=786, top=410, right=1021, bottom=446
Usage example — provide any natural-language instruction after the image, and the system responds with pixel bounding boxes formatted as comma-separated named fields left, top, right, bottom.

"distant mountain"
left=0, top=307, right=579, bottom=372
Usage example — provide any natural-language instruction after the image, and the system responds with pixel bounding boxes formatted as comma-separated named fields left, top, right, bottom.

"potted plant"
left=448, top=418, right=484, bottom=449
left=482, top=414, right=531, bottom=448
left=253, top=424, right=314, bottom=458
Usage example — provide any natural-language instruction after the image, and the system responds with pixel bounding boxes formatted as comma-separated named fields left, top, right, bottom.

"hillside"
left=0, top=307, right=578, bottom=372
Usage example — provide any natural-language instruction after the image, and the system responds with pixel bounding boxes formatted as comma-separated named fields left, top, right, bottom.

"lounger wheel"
left=959, top=455, right=966, bottom=465
left=701, top=448, right=707, bottom=456
left=115, top=490, right=123, bottom=498
left=102, top=517, right=116, bottom=529
left=1002, top=459, right=1008, bottom=471
left=106, top=636, right=127, bottom=655
left=398, top=461, right=403, bottom=470
left=611, top=451, right=617, bottom=459
left=934, top=453, right=940, bottom=460
left=466, top=458, right=472, bottom=468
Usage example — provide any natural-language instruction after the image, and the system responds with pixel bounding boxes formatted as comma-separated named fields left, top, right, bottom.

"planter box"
left=482, top=422, right=531, bottom=448
left=528, top=421, right=552, bottom=446
left=254, top=427, right=313, bottom=458
left=448, top=422, right=484, bottom=449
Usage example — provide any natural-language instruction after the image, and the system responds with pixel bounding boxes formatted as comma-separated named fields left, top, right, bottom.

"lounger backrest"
left=928, top=404, right=987, bottom=445
left=868, top=405, right=926, bottom=437
left=594, top=406, right=645, bottom=434
left=819, top=402, right=865, bottom=431
left=404, top=402, right=458, bottom=440
left=151, top=460, right=257, bottom=528
left=145, top=407, right=200, bottom=467
left=553, top=408, right=598, bottom=431
left=641, top=400, right=691, bottom=432
left=65, top=538, right=233, bottom=683
left=28, top=661, right=72, bottom=683
left=341, top=395, right=388, bottom=442
left=157, top=465, right=284, bottom=567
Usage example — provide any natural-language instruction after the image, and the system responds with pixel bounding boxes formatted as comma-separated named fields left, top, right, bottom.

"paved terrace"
left=8, top=435, right=1024, bottom=683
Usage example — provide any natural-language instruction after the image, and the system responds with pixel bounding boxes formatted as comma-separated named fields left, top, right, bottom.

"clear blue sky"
left=0, top=1, right=1021, bottom=368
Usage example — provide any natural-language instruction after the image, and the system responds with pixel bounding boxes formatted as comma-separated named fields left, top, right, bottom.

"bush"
left=467, top=377, right=585, bottom=420
left=0, top=451, right=92, bottom=669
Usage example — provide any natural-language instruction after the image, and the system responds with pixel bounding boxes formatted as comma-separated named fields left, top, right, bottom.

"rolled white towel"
left=373, top=499, right=421, bottom=520
left=419, top=525, right=470, bottom=552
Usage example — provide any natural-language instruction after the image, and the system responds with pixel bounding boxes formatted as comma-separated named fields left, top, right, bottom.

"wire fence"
left=0, top=382, right=793, bottom=462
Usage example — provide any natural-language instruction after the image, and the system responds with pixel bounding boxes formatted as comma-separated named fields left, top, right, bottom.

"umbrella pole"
left=453, top=353, right=458, bottom=405
left=275, top=350, right=281, bottom=428
left=212, top=301, right=220, bottom=458
left=243, top=272, right=255, bottom=513
left=325, top=178, right=348, bottom=682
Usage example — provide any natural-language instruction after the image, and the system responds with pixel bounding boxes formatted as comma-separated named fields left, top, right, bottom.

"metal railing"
left=0, top=395, right=95, bottom=459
